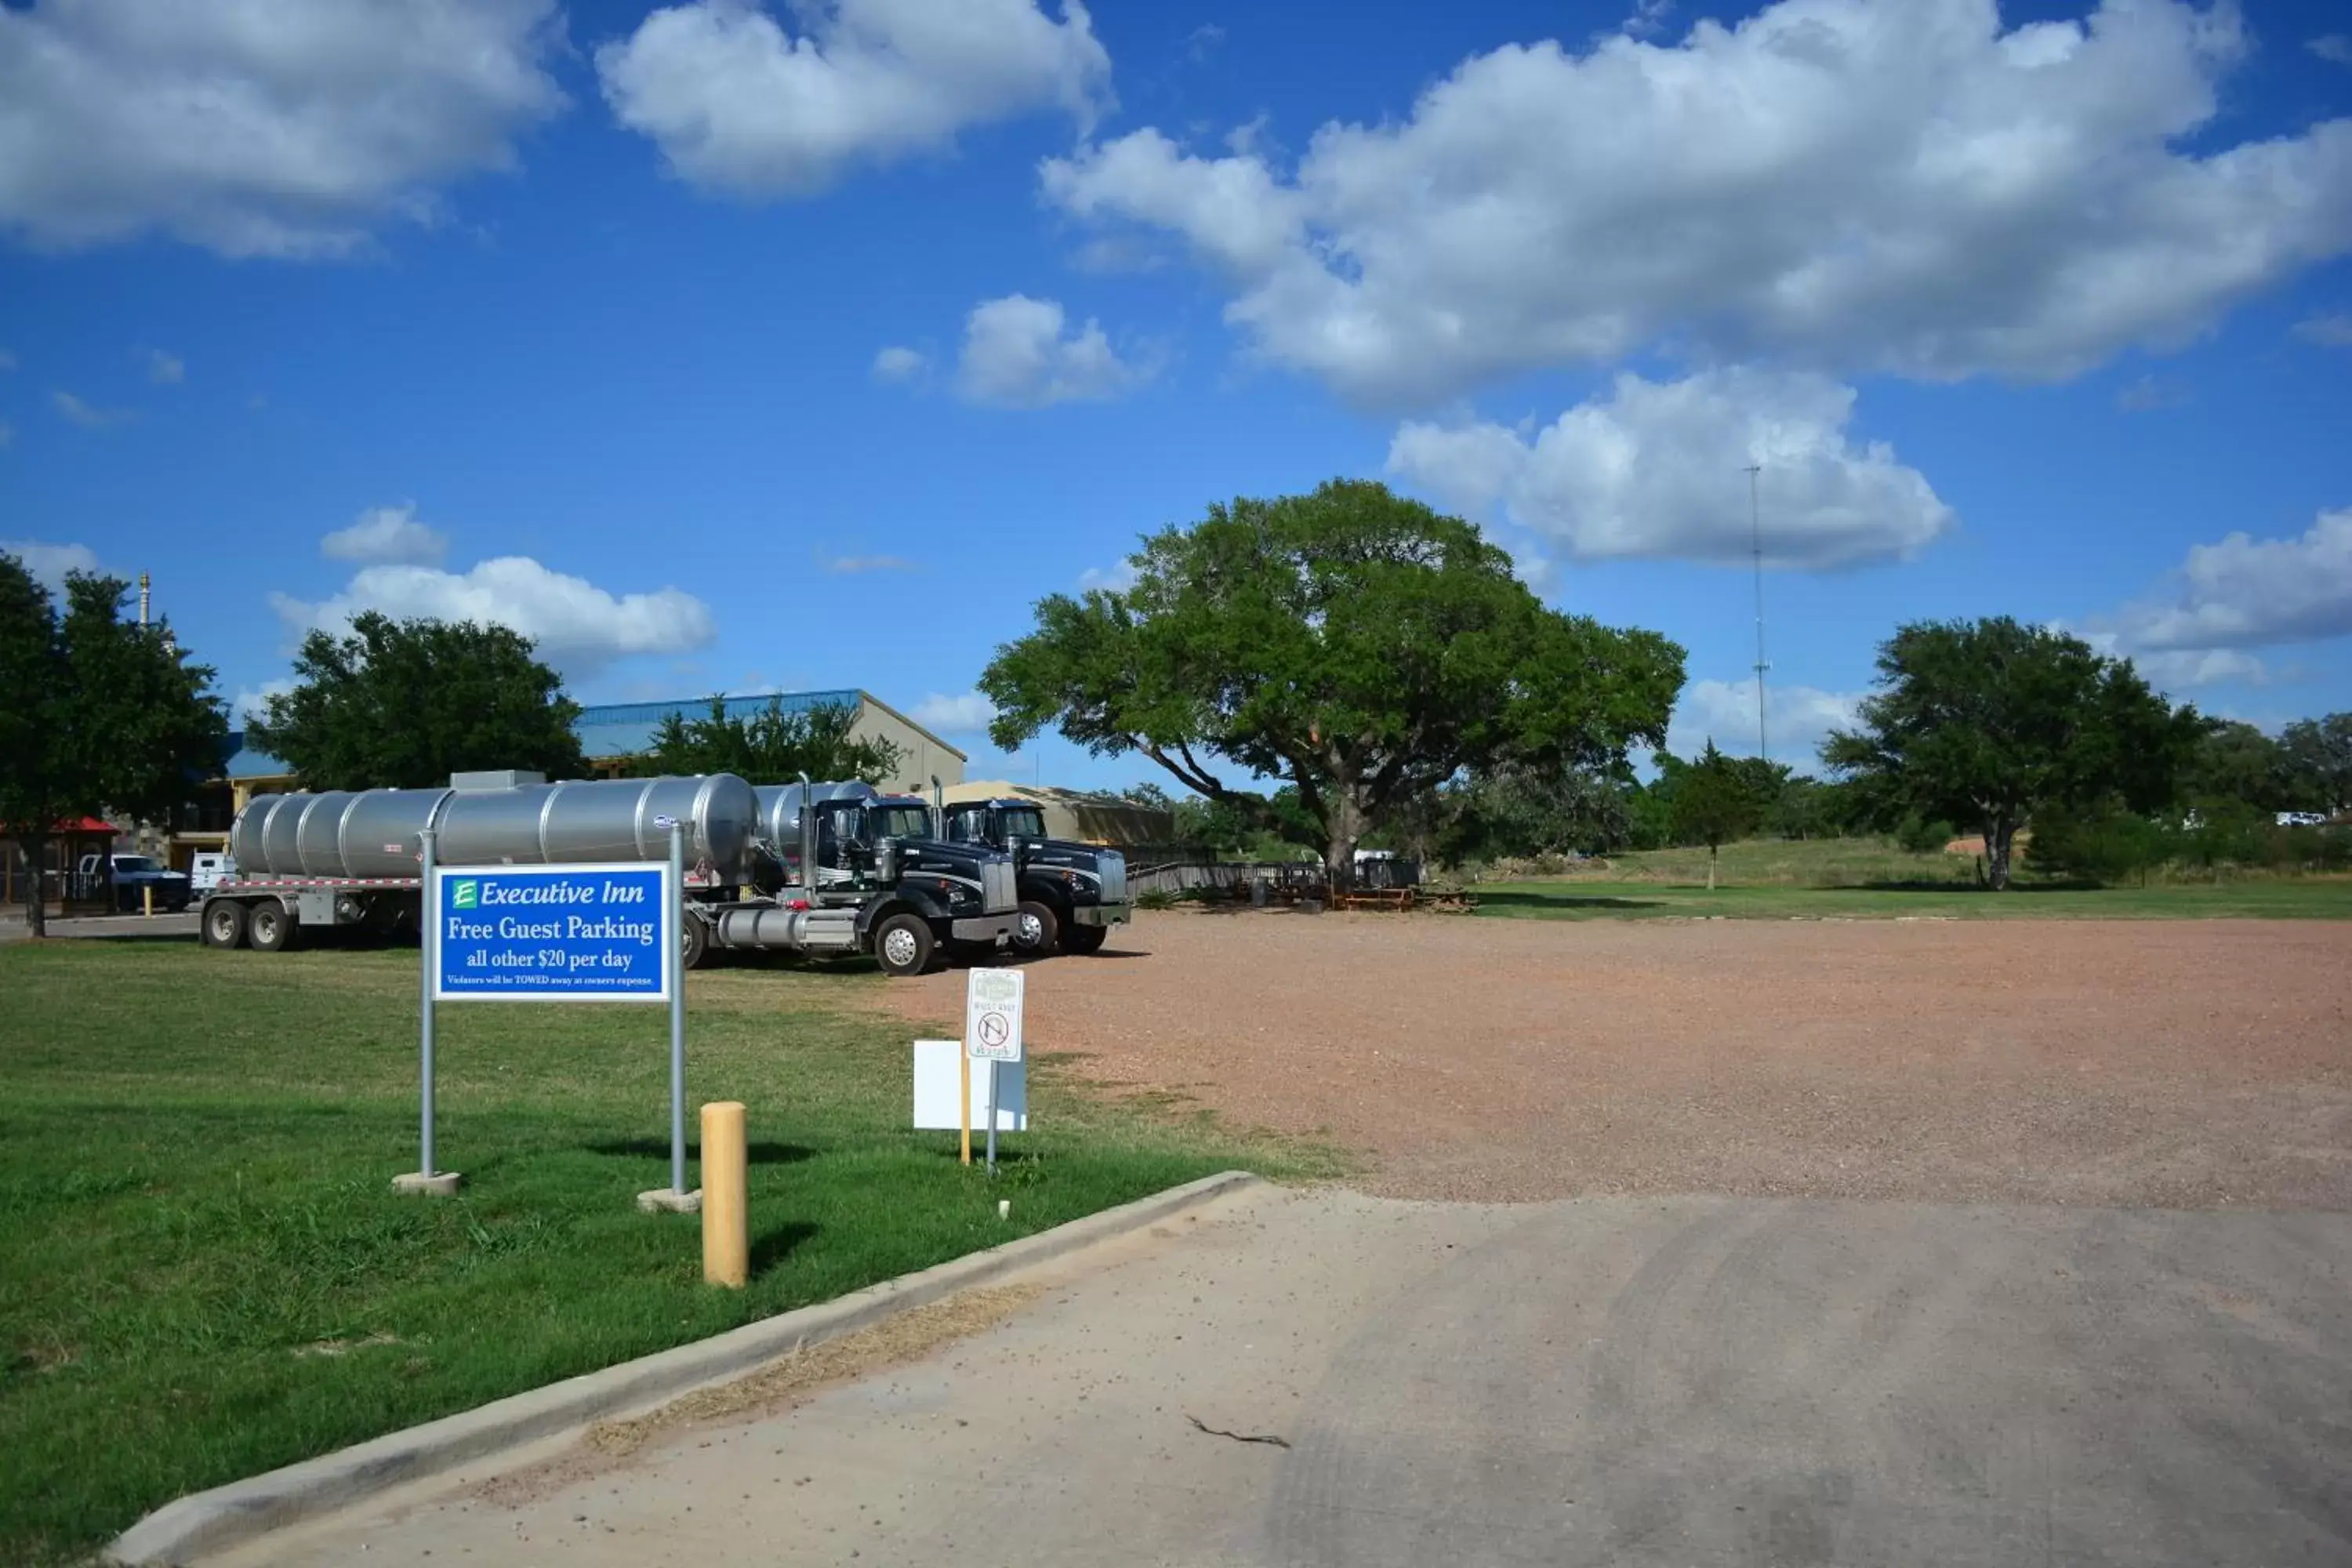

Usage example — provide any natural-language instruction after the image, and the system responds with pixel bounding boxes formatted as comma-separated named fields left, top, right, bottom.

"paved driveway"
left=227, top=1185, right=2352, bottom=1566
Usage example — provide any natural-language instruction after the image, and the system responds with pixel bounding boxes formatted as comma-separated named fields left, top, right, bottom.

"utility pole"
left=1746, top=464, right=1768, bottom=764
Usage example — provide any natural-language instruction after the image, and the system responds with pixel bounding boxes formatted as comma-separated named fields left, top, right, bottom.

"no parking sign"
left=966, top=967, right=1025, bottom=1062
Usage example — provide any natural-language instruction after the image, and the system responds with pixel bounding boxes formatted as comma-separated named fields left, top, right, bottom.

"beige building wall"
left=851, top=695, right=967, bottom=795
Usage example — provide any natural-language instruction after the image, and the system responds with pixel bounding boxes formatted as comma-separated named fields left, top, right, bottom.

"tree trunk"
left=1324, top=798, right=1363, bottom=892
left=20, top=829, right=48, bottom=938
left=1707, top=843, right=1718, bottom=891
left=1985, top=817, right=2014, bottom=891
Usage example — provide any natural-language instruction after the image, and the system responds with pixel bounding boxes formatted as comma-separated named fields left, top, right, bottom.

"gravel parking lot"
left=879, top=909, right=2352, bottom=1207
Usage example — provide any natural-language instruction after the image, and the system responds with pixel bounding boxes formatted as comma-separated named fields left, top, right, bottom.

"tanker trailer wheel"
left=1013, top=898, right=1059, bottom=956
left=201, top=898, right=248, bottom=950
left=680, top=911, right=709, bottom=971
left=1060, top=923, right=1109, bottom=956
left=245, top=899, right=299, bottom=953
left=873, top=913, right=935, bottom=978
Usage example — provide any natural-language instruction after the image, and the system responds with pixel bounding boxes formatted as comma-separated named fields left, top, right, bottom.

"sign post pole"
left=667, top=818, right=688, bottom=1202
left=419, top=825, right=437, bottom=1179
left=394, top=827, right=459, bottom=1195
left=960, top=1054, right=972, bottom=1167
left=986, top=1061, right=1000, bottom=1175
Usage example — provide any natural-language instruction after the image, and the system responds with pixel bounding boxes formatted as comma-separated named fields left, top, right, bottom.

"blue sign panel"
left=430, top=862, right=673, bottom=1003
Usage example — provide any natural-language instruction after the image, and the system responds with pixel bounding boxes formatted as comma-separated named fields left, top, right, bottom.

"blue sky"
left=2, top=0, right=2349, bottom=793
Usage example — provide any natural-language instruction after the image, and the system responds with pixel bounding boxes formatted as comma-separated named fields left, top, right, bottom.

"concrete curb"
left=110, top=1169, right=1264, bottom=1566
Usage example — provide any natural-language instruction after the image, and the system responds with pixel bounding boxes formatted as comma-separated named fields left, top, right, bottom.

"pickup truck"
left=77, top=851, right=193, bottom=913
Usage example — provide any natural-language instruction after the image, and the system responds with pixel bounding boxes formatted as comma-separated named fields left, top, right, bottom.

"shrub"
left=1895, top=815, right=1957, bottom=854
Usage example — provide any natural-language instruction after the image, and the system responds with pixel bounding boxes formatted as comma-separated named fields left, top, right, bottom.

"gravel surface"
left=876, top=910, right=2352, bottom=1207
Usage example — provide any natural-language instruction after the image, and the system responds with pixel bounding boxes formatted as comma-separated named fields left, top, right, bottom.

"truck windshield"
left=113, top=856, right=162, bottom=874
left=1000, top=808, right=1047, bottom=840
left=871, top=805, right=933, bottom=840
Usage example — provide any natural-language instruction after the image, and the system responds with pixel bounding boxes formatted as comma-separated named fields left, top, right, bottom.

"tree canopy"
left=0, top=555, right=226, bottom=935
left=981, top=481, right=1685, bottom=882
left=626, top=697, right=901, bottom=785
left=2279, top=713, right=2352, bottom=815
left=250, top=613, right=586, bottom=789
left=1822, top=617, right=2199, bottom=889
left=1668, top=741, right=1766, bottom=887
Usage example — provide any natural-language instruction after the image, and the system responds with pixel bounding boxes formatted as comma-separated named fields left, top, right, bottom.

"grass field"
left=0, top=942, right=1317, bottom=1566
left=1471, top=836, right=2352, bottom=920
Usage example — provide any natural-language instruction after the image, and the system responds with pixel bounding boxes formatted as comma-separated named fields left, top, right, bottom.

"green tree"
left=628, top=696, right=901, bottom=785
left=1822, top=619, right=2200, bottom=891
left=250, top=613, right=586, bottom=789
left=980, top=481, right=1684, bottom=885
left=2278, top=713, right=2352, bottom=815
left=0, top=557, right=226, bottom=936
left=2024, top=800, right=2172, bottom=886
left=1668, top=741, right=1765, bottom=889
left=2182, top=720, right=2288, bottom=811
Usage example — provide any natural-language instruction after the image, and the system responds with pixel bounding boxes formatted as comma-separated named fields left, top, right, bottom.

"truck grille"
left=982, top=858, right=1017, bottom=913
left=1098, top=851, right=1127, bottom=904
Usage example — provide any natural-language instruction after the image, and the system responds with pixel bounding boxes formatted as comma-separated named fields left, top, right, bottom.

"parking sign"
left=965, top=967, right=1025, bottom=1062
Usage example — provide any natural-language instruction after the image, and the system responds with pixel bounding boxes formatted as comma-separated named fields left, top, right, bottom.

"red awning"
left=2, top=818, right=117, bottom=836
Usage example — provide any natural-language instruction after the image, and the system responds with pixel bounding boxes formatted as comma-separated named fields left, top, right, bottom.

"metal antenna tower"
left=1745, top=464, right=1768, bottom=763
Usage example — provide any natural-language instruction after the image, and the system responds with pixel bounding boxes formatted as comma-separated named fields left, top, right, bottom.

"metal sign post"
left=965, top=967, right=1026, bottom=1177
left=665, top=818, right=688, bottom=1201
left=397, top=826, right=447, bottom=1196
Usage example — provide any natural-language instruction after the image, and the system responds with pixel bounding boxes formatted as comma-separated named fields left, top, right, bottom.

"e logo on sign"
left=452, top=879, right=480, bottom=911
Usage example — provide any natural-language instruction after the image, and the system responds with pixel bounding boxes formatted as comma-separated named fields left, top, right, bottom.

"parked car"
left=189, top=852, right=237, bottom=895
left=75, top=851, right=193, bottom=913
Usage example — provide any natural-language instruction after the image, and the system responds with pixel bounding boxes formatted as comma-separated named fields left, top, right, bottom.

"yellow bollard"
left=699, top=1101, right=748, bottom=1289
left=142, top=885, right=154, bottom=917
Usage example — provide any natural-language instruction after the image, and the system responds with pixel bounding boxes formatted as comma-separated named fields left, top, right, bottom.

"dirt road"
left=877, top=911, right=2352, bottom=1207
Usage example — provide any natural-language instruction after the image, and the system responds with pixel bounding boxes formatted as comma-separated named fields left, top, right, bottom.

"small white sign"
left=965, top=967, right=1025, bottom=1062
left=912, top=1040, right=1026, bottom=1131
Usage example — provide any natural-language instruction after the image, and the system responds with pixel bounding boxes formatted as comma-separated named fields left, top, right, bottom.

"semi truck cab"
left=940, top=798, right=1130, bottom=956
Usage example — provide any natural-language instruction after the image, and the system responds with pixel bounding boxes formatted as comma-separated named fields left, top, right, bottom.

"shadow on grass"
left=750, top=1220, right=820, bottom=1277
left=1848, top=878, right=2103, bottom=895
left=585, top=1137, right=817, bottom=1166
left=1474, top=891, right=1668, bottom=912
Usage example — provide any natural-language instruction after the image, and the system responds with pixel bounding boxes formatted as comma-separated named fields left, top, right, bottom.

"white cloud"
left=910, top=690, right=997, bottom=734
left=274, top=557, right=718, bottom=673
left=319, top=503, right=448, bottom=565
left=2110, top=506, right=2352, bottom=653
left=956, top=293, right=1152, bottom=408
left=872, top=345, right=927, bottom=383
left=1043, top=0, right=2352, bottom=405
left=596, top=0, right=1111, bottom=198
left=1388, top=368, right=1951, bottom=568
left=2311, top=34, right=2352, bottom=66
left=1076, top=558, right=1137, bottom=592
left=2117, top=373, right=2190, bottom=411
left=824, top=554, right=917, bottom=573
left=144, top=349, right=183, bottom=385
left=0, top=0, right=565, bottom=259
left=51, top=390, right=132, bottom=428
left=230, top=678, right=296, bottom=724
left=2, top=539, right=101, bottom=590
left=2294, top=312, right=2352, bottom=347
left=2132, top=647, right=2267, bottom=688
left=1665, top=677, right=1861, bottom=767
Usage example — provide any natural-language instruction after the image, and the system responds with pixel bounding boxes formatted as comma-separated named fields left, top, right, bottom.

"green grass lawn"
left=0, top=942, right=1319, bottom=1566
left=1463, top=835, right=2352, bottom=920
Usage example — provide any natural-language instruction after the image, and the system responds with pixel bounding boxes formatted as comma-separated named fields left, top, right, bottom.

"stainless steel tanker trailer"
left=199, top=771, right=1019, bottom=977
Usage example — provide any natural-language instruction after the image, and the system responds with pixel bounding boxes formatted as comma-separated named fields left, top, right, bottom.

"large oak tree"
left=1822, top=617, right=2199, bottom=890
left=250, top=613, right=586, bottom=789
left=980, top=481, right=1685, bottom=884
left=0, top=556, right=226, bottom=935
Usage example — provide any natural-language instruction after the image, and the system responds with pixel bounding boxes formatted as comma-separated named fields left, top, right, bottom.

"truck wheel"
left=1014, top=898, right=1060, bottom=956
left=873, top=913, right=935, bottom=978
left=201, top=899, right=248, bottom=950
left=1061, top=923, right=1109, bottom=955
left=245, top=900, right=299, bottom=953
left=681, top=912, right=709, bottom=971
